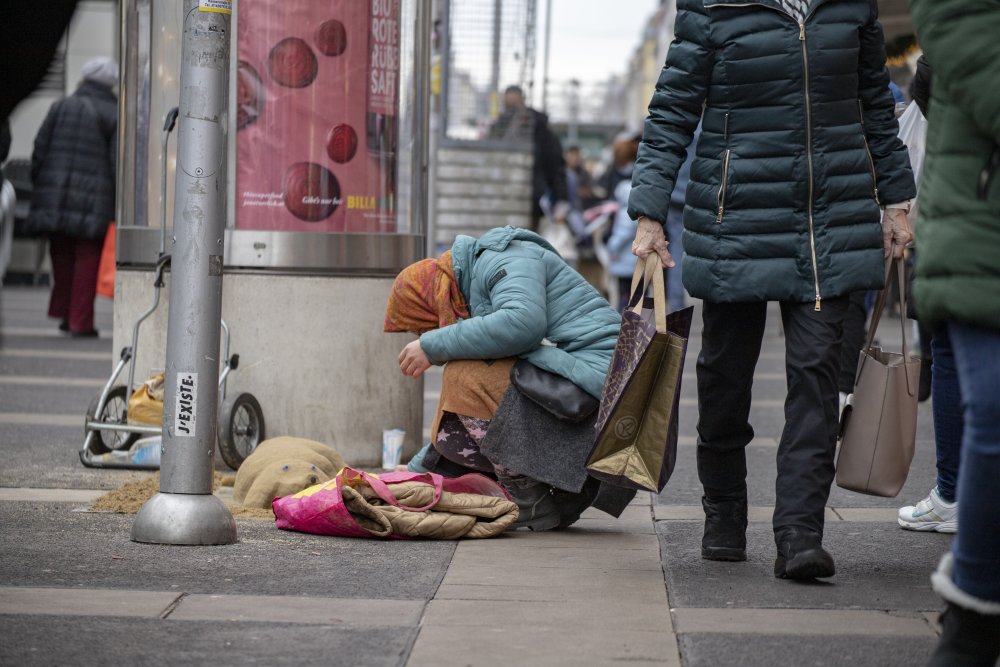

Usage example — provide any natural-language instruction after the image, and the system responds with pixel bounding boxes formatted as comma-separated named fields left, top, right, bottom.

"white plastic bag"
left=896, top=103, right=928, bottom=224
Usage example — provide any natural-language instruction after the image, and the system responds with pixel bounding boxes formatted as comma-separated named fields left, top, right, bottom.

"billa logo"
left=614, top=415, right=638, bottom=439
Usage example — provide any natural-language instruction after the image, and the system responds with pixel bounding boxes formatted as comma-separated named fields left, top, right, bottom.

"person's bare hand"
left=399, top=340, right=431, bottom=378
left=632, top=217, right=675, bottom=267
left=883, top=208, right=913, bottom=259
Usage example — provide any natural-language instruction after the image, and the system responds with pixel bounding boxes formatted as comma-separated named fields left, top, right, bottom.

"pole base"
left=131, top=492, right=237, bottom=545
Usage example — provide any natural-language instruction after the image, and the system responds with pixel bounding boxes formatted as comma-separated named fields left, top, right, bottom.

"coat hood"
left=451, top=226, right=560, bottom=300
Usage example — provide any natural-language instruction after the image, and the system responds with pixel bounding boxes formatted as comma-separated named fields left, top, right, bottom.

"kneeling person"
left=384, top=226, right=621, bottom=530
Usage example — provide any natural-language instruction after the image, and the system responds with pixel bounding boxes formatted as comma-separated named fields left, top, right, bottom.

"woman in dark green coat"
left=909, top=1, right=1000, bottom=664
left=629, top=0, right=916, bottom=580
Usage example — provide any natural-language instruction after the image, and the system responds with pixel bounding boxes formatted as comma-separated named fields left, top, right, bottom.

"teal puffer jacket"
left=910, top=0, right=1000, bottom=331
left=628, top=0, right=916, bottom=307
left=419, top=227, right=621, bottom=399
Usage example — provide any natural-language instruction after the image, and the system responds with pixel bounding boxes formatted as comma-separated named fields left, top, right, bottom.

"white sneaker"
left=898, top=487, right=958, bottom=533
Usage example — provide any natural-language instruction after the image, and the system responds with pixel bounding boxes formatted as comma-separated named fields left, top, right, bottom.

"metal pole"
left=413, top=0, right=432, bottom=253
left=542, top=0, right=552, bottom=112
left=489, top=0, right=502, bottom=115
left=132, top=0, right=236, bottom=546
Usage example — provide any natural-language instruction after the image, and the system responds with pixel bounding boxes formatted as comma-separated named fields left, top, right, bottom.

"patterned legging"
left=433, top=412, right=495, bottom=473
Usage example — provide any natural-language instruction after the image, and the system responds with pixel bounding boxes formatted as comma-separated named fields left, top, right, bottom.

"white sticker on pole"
left=198, top=0, right=232, bottom=14
left=174, top=372, right=198, bottom=437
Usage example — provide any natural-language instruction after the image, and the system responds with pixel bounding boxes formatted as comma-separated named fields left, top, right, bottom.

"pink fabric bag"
left=272, top=467, right=511, bottom=538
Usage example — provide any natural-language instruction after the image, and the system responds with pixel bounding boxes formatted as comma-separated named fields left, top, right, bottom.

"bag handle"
left=338, top=468, right=444, bottom=513
left=856, top=251, right=912, bottom=383
left=627, top=254, right=668, bottom=333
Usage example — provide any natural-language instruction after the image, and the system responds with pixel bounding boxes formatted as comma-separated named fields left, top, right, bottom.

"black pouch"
left=509, top=359, right=599, bottom=423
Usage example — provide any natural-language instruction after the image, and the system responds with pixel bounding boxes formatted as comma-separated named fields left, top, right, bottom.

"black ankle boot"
left=551, top=477, right=600, bottom=530
left=499, top=475, right=561, bottom=531
left=929, top=553, right=1000, bottom=666
left=929, top=603, right=1000, bottom=666
left=701, top=496, right=748, bottom=561
left=774, top=527, right=835, bottom=579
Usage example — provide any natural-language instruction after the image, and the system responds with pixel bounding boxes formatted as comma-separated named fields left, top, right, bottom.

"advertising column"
left=235, top=0, right=401, bottom=232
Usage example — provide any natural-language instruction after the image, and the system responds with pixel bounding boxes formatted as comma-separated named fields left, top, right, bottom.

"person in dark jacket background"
left=489, top=86, right=568, bottom=228
left=28, top=57, right=118, bottom=337
left=629, top=0, right=916, bottom=580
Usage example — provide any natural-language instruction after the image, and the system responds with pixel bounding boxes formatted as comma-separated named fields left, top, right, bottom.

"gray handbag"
left=836, top=257, right=920, bottom=497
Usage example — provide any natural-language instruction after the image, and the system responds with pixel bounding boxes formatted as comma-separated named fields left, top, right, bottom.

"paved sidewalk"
left=0, top=286, right=948, bottom=666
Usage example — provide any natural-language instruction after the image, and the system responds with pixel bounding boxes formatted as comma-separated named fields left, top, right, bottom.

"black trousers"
left=695, top=297, right=848, bottom=542
left=838, top=291, right=868, bottom=395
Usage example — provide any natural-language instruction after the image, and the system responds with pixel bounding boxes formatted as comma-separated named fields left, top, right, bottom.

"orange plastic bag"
left=96, top=222, right=115, bottom=299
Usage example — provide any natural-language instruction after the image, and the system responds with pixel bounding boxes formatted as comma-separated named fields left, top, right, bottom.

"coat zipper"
left=708, top=2, right=823, bottom=309
left=980, top=145, right=1000, bottom=200
left=857, top=100, right=881, bottom=205
left=717, top=112, right=731, bottom=223
left=716, top=149, right=732, bottom=224
left=799, top=22, right=822, bottom=311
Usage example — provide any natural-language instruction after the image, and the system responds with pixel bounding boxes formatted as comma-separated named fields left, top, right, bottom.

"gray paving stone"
left=657, top=521, right=950, bottom=611
left=449, top=544, right=662, bottom=572
left=0, top=383, right=106, bottom=414
left=0, top=614, right=416, bottom=667
left=0, top=587, right=178, bottom=618
left=0, top=411, right=79, bottom=426
left=673, top=607, right=935, bottom=637
left=0, top=503, right=455, bottom=599
left=678, top=633, right=938, bottom=667
left=0, top=355, right=111, bottom=378
left=439, top=563, right=668, bottom=592
left=409, top=624, right=678, bottom=667
left=172, top=594, right=425, bottom=626
left=0, top=488, right=103, bottom=502
left=833, top=507, right=900, bottom=522
left=423, top=598, right=670, bottom=632
left=466, top=530, right=660, bottom=551
left=435, top=579, right=667, bottom=604
left=654, top=505, right=839, bottom=523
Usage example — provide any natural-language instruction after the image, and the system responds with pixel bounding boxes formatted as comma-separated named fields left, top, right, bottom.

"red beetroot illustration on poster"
left=236, top=0, right=399, bottom=232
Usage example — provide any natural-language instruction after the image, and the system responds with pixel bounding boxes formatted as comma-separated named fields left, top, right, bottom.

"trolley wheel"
left=85, top=385, right=140, bottom=454
left=217, top=392, right=265, bottom=470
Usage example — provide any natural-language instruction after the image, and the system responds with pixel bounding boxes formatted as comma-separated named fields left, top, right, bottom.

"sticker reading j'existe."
left=175, top=372, right=198, bottom=437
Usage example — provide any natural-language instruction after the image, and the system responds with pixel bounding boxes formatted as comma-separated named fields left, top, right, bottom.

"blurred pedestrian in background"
left=662, top=125, right=698, bottom=312
left=894, top=56, right=964, bottom=538
left=629, top=0, right=915, bottom=580
left=596, top=132, right=640, bottom=203
left=606, top=173, right=640, bottom=313
left=908, top=1, right=1000, bottom=664
left=27, top=57, right=118, bottom=337
left=489, top=85, right=568, bottom=231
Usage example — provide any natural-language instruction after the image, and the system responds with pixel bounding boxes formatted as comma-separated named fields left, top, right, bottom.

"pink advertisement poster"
left=236, top=0, right=400, bottom=232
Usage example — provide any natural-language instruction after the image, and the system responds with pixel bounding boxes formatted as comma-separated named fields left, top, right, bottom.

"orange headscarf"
left=384, top=250, right=470, bottom=334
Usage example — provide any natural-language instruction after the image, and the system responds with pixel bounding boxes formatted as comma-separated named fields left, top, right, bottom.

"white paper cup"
left=382, top=429, right=405, bottom=469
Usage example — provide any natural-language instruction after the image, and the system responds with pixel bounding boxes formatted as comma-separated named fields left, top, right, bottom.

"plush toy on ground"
left=234, top=437, right=346, bottom=508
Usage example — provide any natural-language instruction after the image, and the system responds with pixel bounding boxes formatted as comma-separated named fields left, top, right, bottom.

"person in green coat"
left=629, top=0, right=916, bottom=580
left=384, top=226, right=622, bottom=531
left=908, top=1, right=1000, bottom=664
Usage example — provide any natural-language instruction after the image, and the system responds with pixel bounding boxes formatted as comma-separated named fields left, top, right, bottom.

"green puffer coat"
left=419, top=227, right=621, bottom=399
left=628, top=0, right=916, bottom=307
left=909, top=0, right=1000, bottom=331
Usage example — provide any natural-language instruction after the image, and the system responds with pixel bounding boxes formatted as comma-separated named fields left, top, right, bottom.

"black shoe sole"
left=702, top=546, right=747, bottom=562
left=512, top=512, right=562, bottom=531
left=774, top=550, right=836, bottom=579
